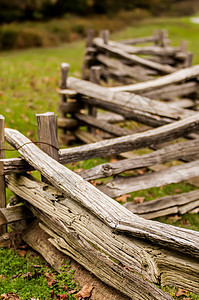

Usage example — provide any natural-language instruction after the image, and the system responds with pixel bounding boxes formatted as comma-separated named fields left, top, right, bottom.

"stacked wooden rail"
left=1, top=113, right=199, bottom=299
left=82, top=29, right=193, bottom=84
left=58, top=64, right=199, bottom=145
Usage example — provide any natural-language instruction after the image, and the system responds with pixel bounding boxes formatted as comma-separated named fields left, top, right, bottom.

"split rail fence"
left=1, top=30, right=199, bottom=299
left=82, top=29, right=193, bottom=84
left=1, top=113, right=199, bottom=299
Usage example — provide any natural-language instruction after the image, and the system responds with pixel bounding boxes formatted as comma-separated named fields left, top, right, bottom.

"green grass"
left=1, top=14, right=199, bottom=299
left=0, top=247, right=77, bottom=299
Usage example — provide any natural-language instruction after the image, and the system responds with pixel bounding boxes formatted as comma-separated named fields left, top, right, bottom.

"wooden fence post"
left=100, top=29, right=109, bottom=44
left=87, top=66, right=101, bottom=134
left=153, top=29, right=159, bottom=46
left=0, top=115, right=6, bottom=235
left=82, top=29, right=95, bottom=80
left=36, top=112, right=59, bottom=184
left=60, top=63, right=69, bottom=143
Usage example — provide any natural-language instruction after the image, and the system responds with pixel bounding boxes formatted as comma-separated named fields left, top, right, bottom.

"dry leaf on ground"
left=116, top=194, right=131, bottom=203
left=175, top=288, right=187, bottom=297
left=75, top=284, right=93, bottom=299
left=46, top=272, right=57, bottom=288
left=133, top=196, right=145, bottom=204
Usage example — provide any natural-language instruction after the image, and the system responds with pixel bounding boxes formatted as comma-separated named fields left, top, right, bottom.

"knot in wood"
left=102, top=164, right=113, bottom=177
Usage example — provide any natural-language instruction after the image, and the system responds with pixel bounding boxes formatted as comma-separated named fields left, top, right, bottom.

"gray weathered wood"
left=142, top=82, right=198, bottom=100
left=21, top=221, right=130, bottom=300
left=57, top=118, right=79, bottom=129
left=0, top=115, right=6, bottom=235
left=59, top=113, right=199, bottom=163
left=104, top=39, right=180, bottom=57
left=109, top=64, right=199, bottom=93
left=97, top=54, right=155, bottom=81
left=0, top=205, right=33, bottom=225
left=6, top=173, right=199, bottom=295
left=74, top=112, right=132, bottom=137
left=124, top=190, right=199, bottom=219
left=93, top=38, right=176, bottom=74
left=37, top=112, right=59, bottom=184
left=79, top=139, right=199, bottom=180
left=59, top=101, right=81, bottom=114
left=67, top=77, right=193, bottom=121
left=4, top=128, right=199, bottom=258
left=119, top=35, right=158, bottom=45
left=2, top=114, right=199, bottom=174
left=99, top=160, right=199, bottom=198
left=37, top=112, right=59, bottom=161
left=88, top=66, right=101, bottom=133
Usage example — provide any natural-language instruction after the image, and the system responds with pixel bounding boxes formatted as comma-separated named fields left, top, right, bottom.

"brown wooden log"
left=0, top=115, right=6, bottom=235
left=78, top=139, right=199, bottom=180
left=4, top=128, right=199, bottom=258
left=109, top=64, right=199, bottom=93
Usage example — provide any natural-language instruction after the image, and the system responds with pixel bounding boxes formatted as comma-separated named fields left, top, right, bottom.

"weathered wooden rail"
left=1, top=112, right=199, bottom=299
left=82, top=29, right=193, bottom=84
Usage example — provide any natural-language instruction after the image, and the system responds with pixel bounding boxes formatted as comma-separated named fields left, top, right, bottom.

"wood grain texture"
left=79, top=139, right=199, bottom=180
left=4, top=128, right=199, bottom=258
left=99, top=160, right=199, bottom=197
left=0, top=115, right=6, bottom=234
left=109, top=64, right=199, bottom=93
left=67, top=77, right=193, bottom=121
left=6, top=174, right=199, bottom=295
left=2, top=114, right=199, bottom=174
left=124, top=190, right=199, bottom=219
left=93, top=38, right=176, bottom=74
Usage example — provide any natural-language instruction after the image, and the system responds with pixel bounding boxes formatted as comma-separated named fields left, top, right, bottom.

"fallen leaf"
left=110, top=158, right=118, bottom=163
left=22, top=272, right=33, bottom=279
left=175, top=188, right=181, bottom=193
left=90, top=180, right=102, bottom=187
left=74, top=168, right=84, bottom=173
left=19, top=250, right=27, bottom=257
left=33, top=264, right=41, bottom=268
left=46, top=272, right=57, bottom=288
left=1, top=292, right=20, bottom=300
left=176, top=288, right=187, bottom=297
left=75, top=284, right=93, bottom=299
left=137, top=168, right=147, bottom=175
left=133, top=196, right=145, bottom=204
left=116, top=194, right=131, bottom=203
left=0, top=275, right=5, bottom=280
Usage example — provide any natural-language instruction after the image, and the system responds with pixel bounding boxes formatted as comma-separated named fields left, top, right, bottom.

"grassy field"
left=1, top=15, right=199, bottom=299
